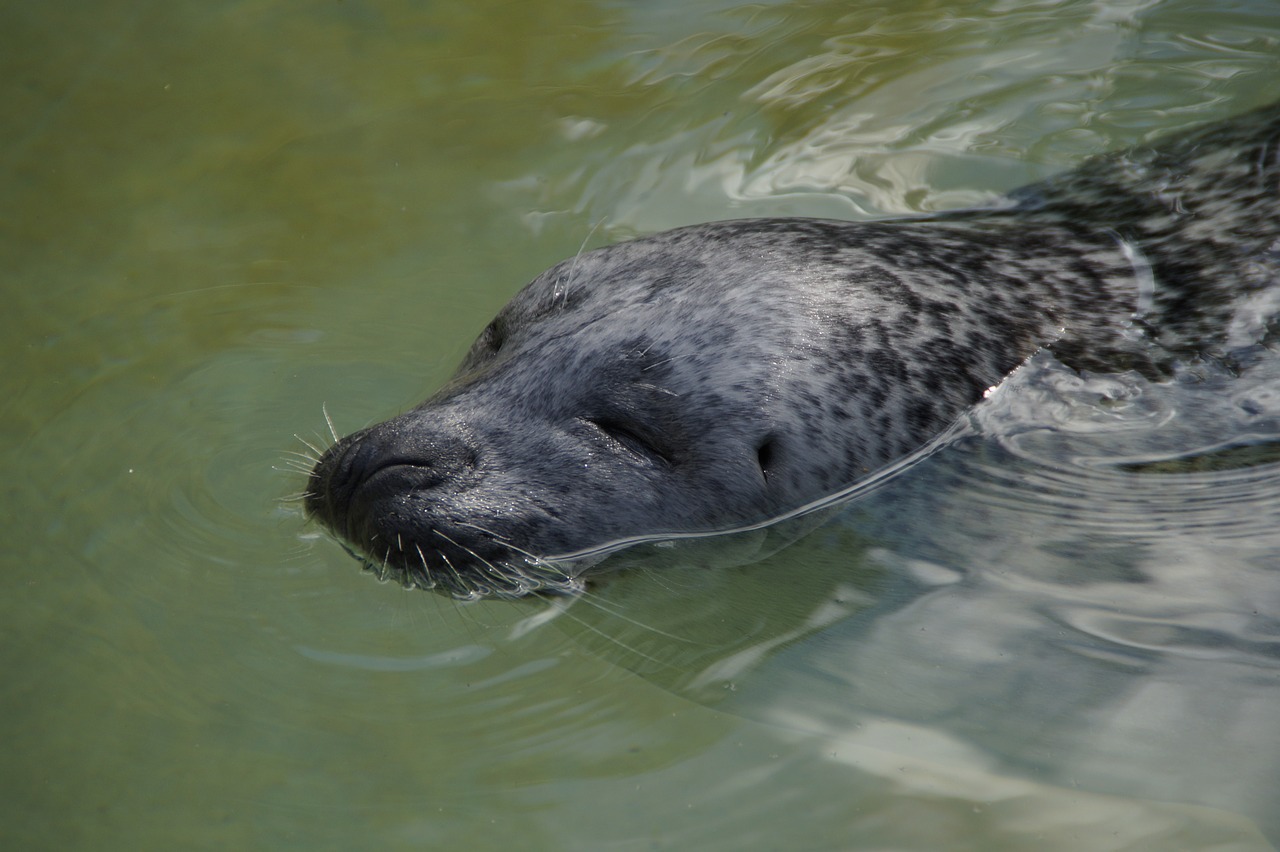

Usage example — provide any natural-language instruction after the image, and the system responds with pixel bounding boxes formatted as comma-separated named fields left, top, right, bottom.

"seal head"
left=306, top=221, right=1034, bottom=594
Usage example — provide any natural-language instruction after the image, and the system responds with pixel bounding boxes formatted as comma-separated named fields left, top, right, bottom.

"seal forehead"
left=523, top=230, right=757, bottom=313
left=476, top=228, right=792, bottom=371
left=505, top=223, right=855, bottom=349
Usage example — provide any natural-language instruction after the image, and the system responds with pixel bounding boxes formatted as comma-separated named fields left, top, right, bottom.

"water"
left=3, top=1, right=1279, bottom=849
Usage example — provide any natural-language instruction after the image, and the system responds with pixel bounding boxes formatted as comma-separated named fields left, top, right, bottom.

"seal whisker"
left=412, top=544, right=437, bottom=590
left=321, top=403, right=339, bottom=444
left=569, top=588, right=717, bottom=646
left=293, top=435, right=326, bottom=458
left=546, top=600, right=672, bottom=666
left=633, top=382, right=679, bottom=398
left=639, top=353, right=700, bottom=372
left=559, top=219, right=605, bottom=306
left=436, top=547, right=468, bottom=594
left=433, top=529, right=521, bottom=593
left=276, top=459, right=318, bottom=476
left=455, top=522, right=572, bottom=578
left=278, top=441, right=323, bottom=484
left=454, top=529, right=582, bottom=594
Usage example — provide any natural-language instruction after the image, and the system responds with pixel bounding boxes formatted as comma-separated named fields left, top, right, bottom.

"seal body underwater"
left=305, top=100, right=1280, bottom=598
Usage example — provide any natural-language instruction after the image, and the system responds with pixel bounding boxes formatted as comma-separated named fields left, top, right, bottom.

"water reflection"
left=559, top=348, right=1280, bottom=840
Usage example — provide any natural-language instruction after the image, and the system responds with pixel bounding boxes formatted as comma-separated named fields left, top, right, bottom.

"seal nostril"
left=337, top=439, right=381, bottom=486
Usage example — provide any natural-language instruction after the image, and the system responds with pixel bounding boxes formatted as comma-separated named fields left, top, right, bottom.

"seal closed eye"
left=305, top=100, right=1280, bottom=598
left=583, top=417, right=672, bottom=466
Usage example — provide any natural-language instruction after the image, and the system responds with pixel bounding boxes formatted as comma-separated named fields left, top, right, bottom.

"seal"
left=305, top=100, right=1280, bottom=598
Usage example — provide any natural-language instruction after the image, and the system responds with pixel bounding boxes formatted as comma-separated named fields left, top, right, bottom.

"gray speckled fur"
left=307, top=101, right=1280, bottom=597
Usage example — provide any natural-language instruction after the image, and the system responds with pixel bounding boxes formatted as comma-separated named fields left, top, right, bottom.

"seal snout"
left=304, top=415, right=584, bottom=598
left=305, top=420, right=479, bottom=546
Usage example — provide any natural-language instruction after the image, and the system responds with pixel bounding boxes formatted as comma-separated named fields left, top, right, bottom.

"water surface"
left=4, top=1, right=1279, bottom=849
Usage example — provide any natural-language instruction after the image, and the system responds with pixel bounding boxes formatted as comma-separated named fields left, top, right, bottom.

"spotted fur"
left=306, top=101, right=1280, bottom=598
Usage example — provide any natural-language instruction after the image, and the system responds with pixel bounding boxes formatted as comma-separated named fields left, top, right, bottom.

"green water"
left=4, top=1, right=1280, bottom=849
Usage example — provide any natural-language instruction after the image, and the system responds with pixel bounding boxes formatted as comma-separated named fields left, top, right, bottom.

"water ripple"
left=965, top=350, right=1280, bottom=544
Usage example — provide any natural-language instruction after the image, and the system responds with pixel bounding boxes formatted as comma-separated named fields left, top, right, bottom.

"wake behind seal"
left=304, top=100, right=1280, bottom=598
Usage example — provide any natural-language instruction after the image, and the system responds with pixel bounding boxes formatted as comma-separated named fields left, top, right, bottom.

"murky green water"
left=4, top=1, right=1279, bottom=849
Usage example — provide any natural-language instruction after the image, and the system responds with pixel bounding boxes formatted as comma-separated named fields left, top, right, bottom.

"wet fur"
left=306, top=101, right=1280, bottom=598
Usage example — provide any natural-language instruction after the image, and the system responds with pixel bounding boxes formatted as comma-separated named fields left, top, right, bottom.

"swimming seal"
left=305, top=100, right=1280, bottom=598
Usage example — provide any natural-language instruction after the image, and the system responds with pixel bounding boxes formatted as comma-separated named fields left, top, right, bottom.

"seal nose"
left=305, top=418, right=479, bottom=537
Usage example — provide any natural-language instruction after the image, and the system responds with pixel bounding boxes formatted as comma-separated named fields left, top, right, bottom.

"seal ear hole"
left=756, top=438, right=778, bottom=480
